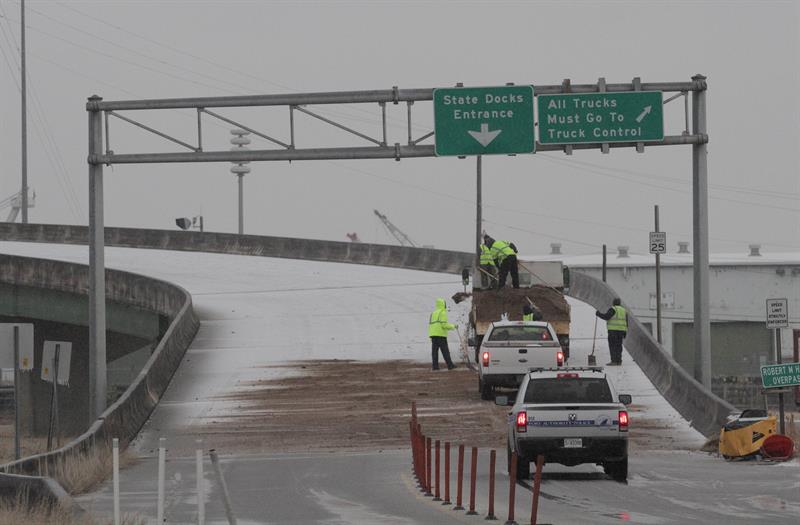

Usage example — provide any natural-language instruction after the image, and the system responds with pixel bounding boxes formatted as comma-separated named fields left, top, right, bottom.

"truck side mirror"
left=618, top=394, right=632, bottom=405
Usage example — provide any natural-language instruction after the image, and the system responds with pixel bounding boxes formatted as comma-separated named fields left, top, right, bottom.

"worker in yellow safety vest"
left=522, top=304, right=539, bottom=321
left=484, top=234, right=519, bottom=289
left=479, top=242, right=497, bottom=288
left=428, top=297, right=457, bottom=370
left=596, top=298, right=627, bottom=366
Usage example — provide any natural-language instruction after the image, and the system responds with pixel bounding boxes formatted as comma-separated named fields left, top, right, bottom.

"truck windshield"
left=488, top=326, right=551, bottom=342
left=524, top=378, right=613, bottom=403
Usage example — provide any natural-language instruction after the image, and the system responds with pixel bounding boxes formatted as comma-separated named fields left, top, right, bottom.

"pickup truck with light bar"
left=478, top=320, right=564, bottom=400
left=498, top=367, right=632, bottom=482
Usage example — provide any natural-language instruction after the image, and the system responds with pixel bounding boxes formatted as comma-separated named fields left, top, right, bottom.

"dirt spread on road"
left=199, top=360, right=508, bottom=454
left=197, top=360, right=698, bottom=455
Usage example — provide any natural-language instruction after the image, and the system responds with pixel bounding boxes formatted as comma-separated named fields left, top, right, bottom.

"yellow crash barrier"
left=719, top=415, right=777, bottom=458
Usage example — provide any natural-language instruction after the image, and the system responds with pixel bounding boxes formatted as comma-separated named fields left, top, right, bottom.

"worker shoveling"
left=452, top=258, right=571, bottom=372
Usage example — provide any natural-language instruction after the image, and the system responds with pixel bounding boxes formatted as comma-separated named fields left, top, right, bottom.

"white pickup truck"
left=478, top=320, right=564, bottom=400
left=499, top=367, right=632, bottom=482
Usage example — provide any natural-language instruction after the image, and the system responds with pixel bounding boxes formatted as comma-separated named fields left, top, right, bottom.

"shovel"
left=588, top=317, right=598, bottom=366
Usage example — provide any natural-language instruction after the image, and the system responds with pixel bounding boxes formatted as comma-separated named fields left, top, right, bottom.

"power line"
left=330, top=160, right=799, bottom=250
left=47, top=0, right=427, bottom=132
left=14, top=4, right=417, bottom=146
left=0, top=9, right=82, bottom=220
left=0, top=7, right=82, bottom=218
left=538, top=154, right=800, bottom=214
left=539, top=152, right=800, bottom=201
left=483, top=218, right=600, bottom=250
left=17, top=21, right=242, bottom=93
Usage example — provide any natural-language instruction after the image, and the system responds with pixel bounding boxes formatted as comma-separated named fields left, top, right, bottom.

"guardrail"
left=0, top=254, right=199, bottom=488
left=568, top=271, right=736, bottom=438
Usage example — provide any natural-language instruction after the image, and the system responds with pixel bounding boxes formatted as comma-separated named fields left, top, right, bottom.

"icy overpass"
left=1, top=238, right=794, bottom=524
left=0, top=223, right=735, bottom=437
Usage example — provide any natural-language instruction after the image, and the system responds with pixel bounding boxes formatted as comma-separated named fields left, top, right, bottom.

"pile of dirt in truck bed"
left=456, top=286, right=570, bottom=322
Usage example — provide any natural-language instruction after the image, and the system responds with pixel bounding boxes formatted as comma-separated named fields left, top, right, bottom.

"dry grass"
left=0, top=416, right=52, bottom=464
left=786, top=413, right=799, bottom=457
left=45, top=441, right=137, bottom=496
left=0, top=489, right=143, bottom=525
left=1, top=429, right=137, bottom=496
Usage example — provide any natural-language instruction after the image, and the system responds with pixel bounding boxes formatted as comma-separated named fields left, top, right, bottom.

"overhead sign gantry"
left=85, top=76, right=710, bottom=420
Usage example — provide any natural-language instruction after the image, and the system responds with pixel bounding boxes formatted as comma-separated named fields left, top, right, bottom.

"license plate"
left=563, top=438, right=582, bottom=448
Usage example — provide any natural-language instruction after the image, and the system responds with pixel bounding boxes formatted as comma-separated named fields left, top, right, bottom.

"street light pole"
left=20, top=0, right=28, bottom=223
left=230, top=129, right=251, bottom=235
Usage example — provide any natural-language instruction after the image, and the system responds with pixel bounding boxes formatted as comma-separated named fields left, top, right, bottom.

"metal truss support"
left=87, top=95, right=106, bottom=420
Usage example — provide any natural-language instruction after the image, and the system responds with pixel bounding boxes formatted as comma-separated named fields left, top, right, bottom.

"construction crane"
left=373, top=209, right=416, bottom=247
left=0, top=190, right=35, bottom=222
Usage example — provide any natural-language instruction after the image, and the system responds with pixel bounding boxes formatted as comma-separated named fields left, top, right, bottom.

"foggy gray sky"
left=0, top=0, right=798, bottom=256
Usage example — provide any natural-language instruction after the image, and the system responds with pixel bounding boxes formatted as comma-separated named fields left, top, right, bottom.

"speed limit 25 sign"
left=649, top=232, right=666, bottom=254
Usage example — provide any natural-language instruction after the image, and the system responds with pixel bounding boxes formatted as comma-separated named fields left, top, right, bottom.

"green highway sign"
left=538, top=91, right=664, bottom=145
left=433, top=86, right=535, bottom=156
left=761, top=362, right=800, bottom=389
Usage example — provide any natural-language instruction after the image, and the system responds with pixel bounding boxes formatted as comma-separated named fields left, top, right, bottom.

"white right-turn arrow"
left=468, top=123, right=502, bottom=147
left=635, top=106, right=652, bottom=123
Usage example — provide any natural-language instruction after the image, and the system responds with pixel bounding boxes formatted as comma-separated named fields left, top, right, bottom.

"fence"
left=409, top=402, right=547, bottom=525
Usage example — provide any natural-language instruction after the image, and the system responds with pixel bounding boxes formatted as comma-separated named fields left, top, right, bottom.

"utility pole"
left=475, top=156, right=482, bottom=271
left=602, top=244, right=607, bottom=283
left=655, top=205, right=662, bottom=344
left=230, top=129, right=251, bottom=235
left=692, top=74, right=711, bottom=389
left=87, top=95, right=106, bottom=420
left=20, top=0, right=28, bottom=223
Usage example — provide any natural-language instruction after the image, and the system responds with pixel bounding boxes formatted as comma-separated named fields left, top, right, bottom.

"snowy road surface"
left=2, top=242, right=797, bottom=524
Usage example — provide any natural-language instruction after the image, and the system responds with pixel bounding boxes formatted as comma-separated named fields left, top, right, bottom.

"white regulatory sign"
left=649, top=231, right=666, bottom=254
left=41, top=341, right=72, bottom=386
left=766, top=298, right=789, bottom=329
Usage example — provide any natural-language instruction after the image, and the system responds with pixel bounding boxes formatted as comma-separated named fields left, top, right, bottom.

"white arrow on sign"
left=467, top=123, right=502, bottom=147
left=635, top=106, right=652, bottom=123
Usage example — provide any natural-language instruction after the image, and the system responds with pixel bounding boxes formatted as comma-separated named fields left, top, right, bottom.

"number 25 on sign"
left=649, top=232, right=666, bottom=254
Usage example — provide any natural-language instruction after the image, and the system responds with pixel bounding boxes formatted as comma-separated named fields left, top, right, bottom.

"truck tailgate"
left=522, top=404, right=623, bottom=438
left=483, top=343, right=561, bottom=373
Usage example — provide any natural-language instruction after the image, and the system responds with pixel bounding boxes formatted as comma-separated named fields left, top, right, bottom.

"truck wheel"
left=515, top=453, right=530, bottom=480
left=474, top=335, right=484, bottom=363
left=479, top=378, right=493, bottom=400
left=603, top=457, right=628, bottom=482
left=507, top=444, right=530, bottom=480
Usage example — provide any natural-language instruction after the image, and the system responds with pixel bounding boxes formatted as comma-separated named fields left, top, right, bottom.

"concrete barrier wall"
left=0, top=223, right=473, bottom=274
left=0, top=253, right=200, bottom=477
left=569, top=271, right=736, bottom=438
